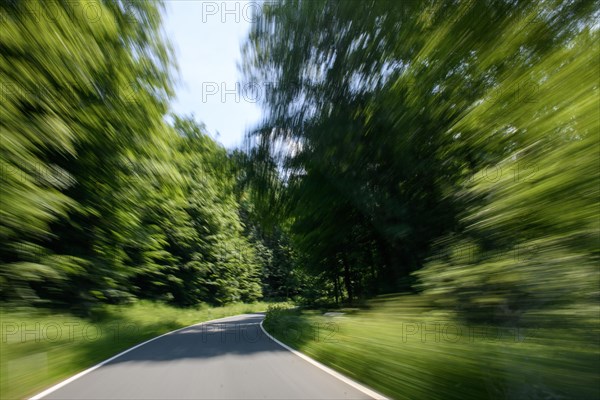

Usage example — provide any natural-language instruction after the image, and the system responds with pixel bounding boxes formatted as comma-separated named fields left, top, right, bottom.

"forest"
left=240, top=0, right=599, bottom=330
left=1, top=1, right=268, bottom=309
left=1, top=0, right=598, bottom=350
left=1, top=1, right=598, bottom=398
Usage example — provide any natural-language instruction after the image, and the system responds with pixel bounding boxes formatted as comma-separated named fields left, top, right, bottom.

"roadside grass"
left=0, top=300, right=274, bottom=399
left=263, top=296, right=600, bottom=400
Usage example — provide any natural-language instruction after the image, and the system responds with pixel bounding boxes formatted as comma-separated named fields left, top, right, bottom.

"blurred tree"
left=40, top=0, right=175, bottom=306
left=0, top=0, right=139, bottom=303
left=1, top=1, right=263, bottom=308
left=415, top=2, right=599, bottom=327
left=242, top=0, right=599, bottom=310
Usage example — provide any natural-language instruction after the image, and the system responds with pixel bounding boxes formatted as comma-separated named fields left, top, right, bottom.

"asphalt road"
left=37, top=313, right=377, bottom=399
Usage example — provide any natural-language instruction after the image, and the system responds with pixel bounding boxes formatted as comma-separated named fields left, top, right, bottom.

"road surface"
left=35, top=313, right=378, bottom=399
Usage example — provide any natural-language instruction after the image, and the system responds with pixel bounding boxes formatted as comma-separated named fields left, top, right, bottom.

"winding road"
left=31, top=313, right=384, bottom=399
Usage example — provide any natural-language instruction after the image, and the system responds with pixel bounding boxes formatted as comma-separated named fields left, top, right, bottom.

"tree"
left=242, top=0, right=598, bottom=310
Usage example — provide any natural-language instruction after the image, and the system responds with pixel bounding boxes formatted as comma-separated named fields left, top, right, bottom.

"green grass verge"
left=263, top=297, right=600, bottom=400
left=1, top=300, right=274, bottom=399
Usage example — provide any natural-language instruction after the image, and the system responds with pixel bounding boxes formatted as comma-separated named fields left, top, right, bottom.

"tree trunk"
left=342, top=259, right=353, bottom=304
left=377, top=238, right=399, bottom=290
left=334, top=273, right=339, bottom=305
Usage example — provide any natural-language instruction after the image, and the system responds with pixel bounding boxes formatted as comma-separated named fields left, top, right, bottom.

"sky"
left=163, top=1, right=263, bottom=149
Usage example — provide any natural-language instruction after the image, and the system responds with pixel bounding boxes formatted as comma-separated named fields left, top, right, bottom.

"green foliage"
left=242, top=0, right=599, bottom=319
left=263, top=302, right=297, bottom=326
left=246, top=3, right=599, bottom=396
left=1, top=1, right=263, bottom=308
left=413, top=1, right=599, bottom=327
left=263, top=295, right=600, bottom=400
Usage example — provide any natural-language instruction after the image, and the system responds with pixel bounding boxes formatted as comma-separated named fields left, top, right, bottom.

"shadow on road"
left=100, top=313, right=287, bottom=364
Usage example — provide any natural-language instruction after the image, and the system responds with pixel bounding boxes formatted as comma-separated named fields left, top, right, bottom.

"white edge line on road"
left=28, top=314, right=255, bottom=400
left=259, top=320, right=389, bottom=400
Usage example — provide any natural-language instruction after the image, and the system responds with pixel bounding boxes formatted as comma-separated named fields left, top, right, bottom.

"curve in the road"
left=29, top=313, right=387, bottom=400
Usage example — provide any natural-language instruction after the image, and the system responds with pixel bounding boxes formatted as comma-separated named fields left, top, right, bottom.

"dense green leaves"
left=2, top=0, right=597, bottom=330
left=1, top=1, right=263, bottom=308
left=242, top=0, right=599, bottom=318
